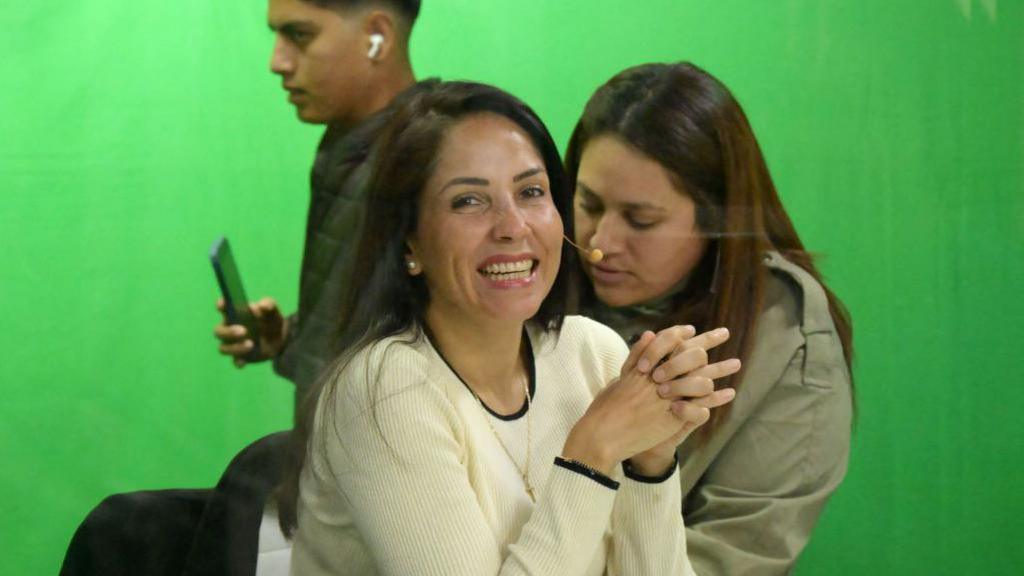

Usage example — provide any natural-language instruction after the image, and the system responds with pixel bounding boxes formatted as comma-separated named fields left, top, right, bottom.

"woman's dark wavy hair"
left=565, top=62, right=854, bottom=438
left=277, top=80, right=575, bottom=535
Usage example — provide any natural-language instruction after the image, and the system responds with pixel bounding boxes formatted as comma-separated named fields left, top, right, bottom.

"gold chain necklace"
left=426, top=326, right=537, bottom=503
left=470, top=375, right=535, bottom=502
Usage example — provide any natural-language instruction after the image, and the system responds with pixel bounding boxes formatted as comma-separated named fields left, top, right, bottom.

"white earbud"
left=367, top=34, right=384, bottom=59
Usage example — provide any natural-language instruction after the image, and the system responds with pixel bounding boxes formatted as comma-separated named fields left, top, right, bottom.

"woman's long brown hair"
left=565, top=62, right=854, bottom=437
left=276, top=80, right=576, bottom=536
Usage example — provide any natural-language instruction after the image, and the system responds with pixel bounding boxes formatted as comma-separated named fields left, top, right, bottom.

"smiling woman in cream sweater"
left=277, top=81, right=739, bottom=576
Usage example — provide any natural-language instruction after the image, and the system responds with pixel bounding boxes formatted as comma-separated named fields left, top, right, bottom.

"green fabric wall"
left=2, top=1, right=1021, bottom=574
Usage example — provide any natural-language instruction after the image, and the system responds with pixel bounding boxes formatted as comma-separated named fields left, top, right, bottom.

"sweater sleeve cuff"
left=553, top=457, right=620, bottom=490
left=622, top=455, right=679, bottom=484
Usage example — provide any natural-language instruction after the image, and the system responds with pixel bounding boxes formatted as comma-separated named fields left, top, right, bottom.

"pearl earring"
left=406, top=260, right=416, bottom=271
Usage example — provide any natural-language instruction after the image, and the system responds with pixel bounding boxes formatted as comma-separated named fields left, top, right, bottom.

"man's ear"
left=363, top=10, right=398, bottom=61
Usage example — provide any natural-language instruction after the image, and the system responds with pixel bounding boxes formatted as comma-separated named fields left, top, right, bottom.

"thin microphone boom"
left=563, top=236, right=603, bottom=263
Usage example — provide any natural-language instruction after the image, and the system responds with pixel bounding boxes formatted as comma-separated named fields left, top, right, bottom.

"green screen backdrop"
left=2, top=1, right=1022, bottom=574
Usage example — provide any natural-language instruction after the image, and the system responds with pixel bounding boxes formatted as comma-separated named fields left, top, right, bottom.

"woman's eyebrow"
left=513, top=167, right=545, bottom=182
left=623, top=201, right=667, bottom=212
left=577, top=181, right=664, bottom=211
left=440, top=177, right=489, bottom=194
left=577, top=181, right=601, bottom=199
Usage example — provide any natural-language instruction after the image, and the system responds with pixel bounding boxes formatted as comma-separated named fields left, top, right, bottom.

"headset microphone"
left=563, top=236, right=604, bottom=263
left=367, top=34, right=384, bottom=59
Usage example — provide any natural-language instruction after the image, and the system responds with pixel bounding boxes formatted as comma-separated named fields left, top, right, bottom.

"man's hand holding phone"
left=214, top=297, right=288, bottom=368
left=209, top=236, right=288, bottom=368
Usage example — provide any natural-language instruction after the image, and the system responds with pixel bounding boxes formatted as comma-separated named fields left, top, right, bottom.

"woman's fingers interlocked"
left=679, top=387, right=736, bottom=410
left=669, top=401, right=711, bottom=428
left=651, top=347, right=708, bottom=384
left=633, top=325, right=697, bottom=375
left=656, top=375, right=713, bottom=399
left=656, top=358, right=742, bottom=398
left=679, top=327, right=731, bottom=352
left=620, top=330, right=658, bottom=376
left=645, top=327, right=731, bottom=382
left=620, top=325, right=742, bottom=432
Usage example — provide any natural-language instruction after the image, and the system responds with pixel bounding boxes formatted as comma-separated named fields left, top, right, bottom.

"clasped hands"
left=577, top=325, right=739, bottom=477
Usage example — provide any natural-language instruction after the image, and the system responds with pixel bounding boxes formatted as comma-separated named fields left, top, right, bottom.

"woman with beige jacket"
left=566, top=62, right=855, bottom=575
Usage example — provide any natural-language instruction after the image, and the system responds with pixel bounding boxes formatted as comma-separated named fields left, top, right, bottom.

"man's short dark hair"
left=308, top=0, right=421, bottom=25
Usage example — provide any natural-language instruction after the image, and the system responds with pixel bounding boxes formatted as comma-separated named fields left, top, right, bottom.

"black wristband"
left=554, top=457, right=620, bottom=490
left=622, top=455, right=679, bottom=484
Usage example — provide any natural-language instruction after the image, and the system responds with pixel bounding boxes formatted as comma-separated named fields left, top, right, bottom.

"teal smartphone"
left=210, top=236, right=261, bottom=361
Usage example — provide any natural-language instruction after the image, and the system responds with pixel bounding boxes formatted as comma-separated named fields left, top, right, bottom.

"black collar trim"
left=426, top=327, right=536, bottom=421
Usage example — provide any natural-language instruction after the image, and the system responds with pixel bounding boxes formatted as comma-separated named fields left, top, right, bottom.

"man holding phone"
left=214, top=0, right=422, bottom=399
left=62, top=2, right=423, bottom=574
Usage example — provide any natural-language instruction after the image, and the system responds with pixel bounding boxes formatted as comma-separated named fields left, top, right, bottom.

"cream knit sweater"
left=291, top=316, right=696, bottom=576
